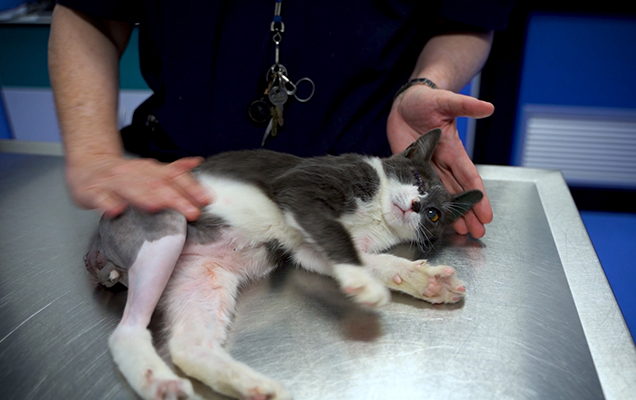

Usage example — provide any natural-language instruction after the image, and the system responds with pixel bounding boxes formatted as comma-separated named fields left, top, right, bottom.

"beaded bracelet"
left=394, top=78, right=438, bottom=99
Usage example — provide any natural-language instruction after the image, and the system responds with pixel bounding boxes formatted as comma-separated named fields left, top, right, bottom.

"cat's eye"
left=427, top=208, right=440, bottom=222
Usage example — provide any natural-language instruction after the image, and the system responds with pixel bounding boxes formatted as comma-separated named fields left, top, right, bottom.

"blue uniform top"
left=57, top=0, right=514, bottom=160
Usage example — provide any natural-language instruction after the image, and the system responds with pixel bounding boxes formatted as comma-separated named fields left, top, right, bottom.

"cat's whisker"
left=444, top=202, right=472, bottom=217
left=416, top=219, right=442, bottom=255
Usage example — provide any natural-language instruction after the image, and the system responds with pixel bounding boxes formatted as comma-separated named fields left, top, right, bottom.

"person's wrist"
left=412, top=69, right=452, bottom=91
left=66, top=152, right=123, bottom=174
left=394, top=77, right=439, bottom=100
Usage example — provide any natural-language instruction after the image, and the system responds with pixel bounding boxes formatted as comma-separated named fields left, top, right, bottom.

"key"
left=262, top=118, right=274, bottom=147
left=271, top=106, right=283, bottom=137
left=261, top=106, right=284, bottom=146
left=268, top=85, right=288, bottom=109
left=271, top=104, right=283, bottom=137
left=268, top=86, right=287, bottom=135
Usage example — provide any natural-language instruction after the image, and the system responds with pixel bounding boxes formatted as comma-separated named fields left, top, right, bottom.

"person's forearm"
left=410, top=30, right=494, bottom=93
left=48, top=5, right=134, bottom=166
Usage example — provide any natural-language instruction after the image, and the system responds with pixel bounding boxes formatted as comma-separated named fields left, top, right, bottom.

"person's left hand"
left=386, top=85, right=495, bottom=238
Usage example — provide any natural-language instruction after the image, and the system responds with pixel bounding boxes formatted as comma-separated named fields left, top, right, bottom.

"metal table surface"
left=1, top=153, right=635, bottom=400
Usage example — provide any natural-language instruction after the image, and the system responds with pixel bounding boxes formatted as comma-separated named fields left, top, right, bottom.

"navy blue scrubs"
left=57, top=0, right=513, bottom=160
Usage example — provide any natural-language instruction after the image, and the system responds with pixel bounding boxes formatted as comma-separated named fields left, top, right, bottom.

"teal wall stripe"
left=0, top=25, right=149, bottom=90
left=119, top=27, right=149, bottom=90
left=0, top=25, right=51, bottom=87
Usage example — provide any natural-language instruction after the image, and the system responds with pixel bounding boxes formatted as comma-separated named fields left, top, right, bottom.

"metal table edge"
left=478, top=164, right=636, bottom=399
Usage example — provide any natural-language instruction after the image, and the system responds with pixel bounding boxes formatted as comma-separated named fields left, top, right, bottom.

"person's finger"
left=438, top=166, right=490, bottom=237
left=164, top=159, right=212, bottom=206
left=452, top=216, right=469, bottom=236
left=448, top=160, right=493, bottom=226
left=165, top=156, right=205, bottom=177
left=172, top=173, right=213, bottom=207
left=119, top=177, right=202, bottom=220
left=436, top=166, right=482, bottom=236
left=90, top=189, right=128, bottom=218
left=472, top=191, right=493, bottom=226
left=440, top=92, right=495, bottom=120
left=436, top=140, right=493, bottom=226
left=151, top=186, right=202, bottom=221
left=463, top=210, right=486, bottom=239
left=433, top=144, right=493, bottom=235
left=167, top=196, right=201, bottom=221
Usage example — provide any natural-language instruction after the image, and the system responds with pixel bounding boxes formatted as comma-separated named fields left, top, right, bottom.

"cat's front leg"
left=332, top=263, right=391, bottom=307
left=285, top=211, right=390, bottom=308
left=362, top=253, right=466, bottom=304
left=291, top=244, right=390, bottom=308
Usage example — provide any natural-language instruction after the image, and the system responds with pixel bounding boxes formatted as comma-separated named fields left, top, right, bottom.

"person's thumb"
left=442, top=92, right=494, bottom=119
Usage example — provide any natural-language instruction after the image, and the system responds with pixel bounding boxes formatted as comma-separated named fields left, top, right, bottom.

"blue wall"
left=0, top=91, right=10, bottom=139
left=581, top=211, right=636, bottom=339
left=513, top=13, right=636, bottom=164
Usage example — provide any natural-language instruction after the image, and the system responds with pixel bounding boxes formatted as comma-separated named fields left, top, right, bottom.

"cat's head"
left=381, top=129, right=483, bottom=245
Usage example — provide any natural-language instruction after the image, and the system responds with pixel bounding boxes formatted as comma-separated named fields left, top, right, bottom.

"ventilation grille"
left=520, top=106, right=636, bottom=188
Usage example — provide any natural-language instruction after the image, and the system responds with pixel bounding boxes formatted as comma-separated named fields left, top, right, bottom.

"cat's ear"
left=444, top=190, right=484, bottom=222
left=402, top=128, right=442, bottom=161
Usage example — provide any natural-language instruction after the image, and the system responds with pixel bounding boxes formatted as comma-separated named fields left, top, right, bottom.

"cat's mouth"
left=393, top=203, right=410, bottom=216
left=387, top=188, right=421, bottom=230
left=392, top=200, right=419, bottom=223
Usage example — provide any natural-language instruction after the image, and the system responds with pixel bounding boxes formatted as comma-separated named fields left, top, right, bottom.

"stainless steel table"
left=1, top=153, right=635, bottom=399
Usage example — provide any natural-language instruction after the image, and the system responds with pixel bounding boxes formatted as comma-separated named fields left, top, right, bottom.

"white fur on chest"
left=339, top=158, right=420, bottom=254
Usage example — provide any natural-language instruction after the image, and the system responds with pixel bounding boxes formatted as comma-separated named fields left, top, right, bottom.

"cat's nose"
left=411, top=200, right=422, bottom=213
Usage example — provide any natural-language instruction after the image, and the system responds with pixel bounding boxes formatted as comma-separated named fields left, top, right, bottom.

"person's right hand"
left=65, top=156, right=212, bottom=221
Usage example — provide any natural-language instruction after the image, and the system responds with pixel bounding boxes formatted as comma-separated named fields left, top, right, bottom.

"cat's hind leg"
left=108, top=231, right=195, bottom=399
left=362, top=253, right=466, bottom=304
left=165, top=256, right=291, bottom=400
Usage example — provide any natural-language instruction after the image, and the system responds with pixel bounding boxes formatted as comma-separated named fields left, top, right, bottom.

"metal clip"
left=270, top=1, right=285, bottom=33
left=277, top=73, right=297, bottom=96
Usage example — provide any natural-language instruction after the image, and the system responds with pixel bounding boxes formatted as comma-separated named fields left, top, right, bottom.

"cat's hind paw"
left=144, top=372, right=194, bottom=400
left=199, top=359, right=291, bottom=400
left=334, top=264, right=391, bottom=308
left=109, top=327, right=196, bottom=400
left=390, top=262, right=465, bottom=304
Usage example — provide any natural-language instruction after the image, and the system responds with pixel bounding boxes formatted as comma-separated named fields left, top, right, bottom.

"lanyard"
left=247, top=0, right=316, bottom=145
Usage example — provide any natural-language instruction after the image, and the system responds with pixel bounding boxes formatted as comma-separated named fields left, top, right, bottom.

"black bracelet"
left=394, top=78, right=438, bottom=99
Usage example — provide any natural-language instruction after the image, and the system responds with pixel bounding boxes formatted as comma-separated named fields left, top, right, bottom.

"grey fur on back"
left=194, top=150, right=381, bottom=218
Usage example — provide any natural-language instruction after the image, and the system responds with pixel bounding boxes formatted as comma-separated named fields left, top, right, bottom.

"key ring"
left=294, top=77, right=315, bottom=103
left=266, top=63, right=288, bottom=82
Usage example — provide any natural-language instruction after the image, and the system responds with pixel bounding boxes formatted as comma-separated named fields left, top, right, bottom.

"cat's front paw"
left=333, top=264, right=391, bottom=308
left=390, top=261, right=465, bottom=304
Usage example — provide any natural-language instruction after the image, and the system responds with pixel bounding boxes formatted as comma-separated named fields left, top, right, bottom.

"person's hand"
left=386, top=85, right=494, bottom=238
left=66, top=155, right=212, bottom=221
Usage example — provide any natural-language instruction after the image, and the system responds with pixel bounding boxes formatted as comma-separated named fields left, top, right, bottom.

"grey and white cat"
left=85, top=128, right=482, bottom=400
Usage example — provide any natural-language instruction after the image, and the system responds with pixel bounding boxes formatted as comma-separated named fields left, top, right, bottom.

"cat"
left=84, top=128, right=483, bottom=400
